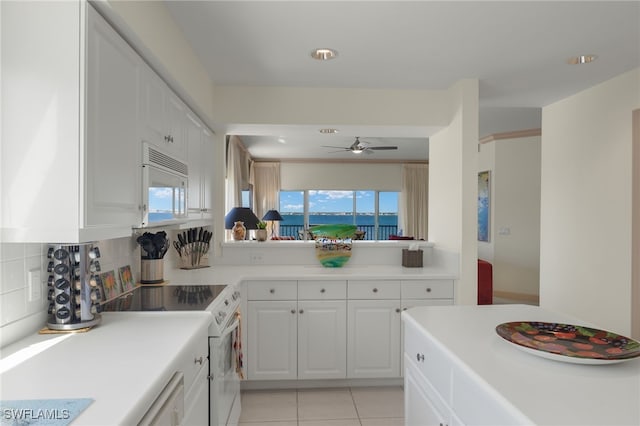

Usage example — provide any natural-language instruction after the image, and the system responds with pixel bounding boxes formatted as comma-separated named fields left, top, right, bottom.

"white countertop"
left=402, top=304, right=640, bottom=425
left=0, top=311, right=212, bottom=425
left=166, top=264, right=457, bottom=286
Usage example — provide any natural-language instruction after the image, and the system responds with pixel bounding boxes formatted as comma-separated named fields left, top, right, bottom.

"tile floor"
left=238, top=386, right=404, bottom=426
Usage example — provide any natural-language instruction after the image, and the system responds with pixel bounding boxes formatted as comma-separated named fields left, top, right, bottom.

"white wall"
left=540, top=68, right=640, bottom=335
left=429, top=79, right=479, bottom=305
left=280, top=162, right=403, bottom=191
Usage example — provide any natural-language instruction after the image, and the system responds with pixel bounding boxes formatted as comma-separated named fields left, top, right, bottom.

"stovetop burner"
left=101, top=284, right=227, bottom=312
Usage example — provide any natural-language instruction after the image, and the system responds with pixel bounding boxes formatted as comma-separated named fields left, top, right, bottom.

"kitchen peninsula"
left=402, top=305, right=640, bottom=426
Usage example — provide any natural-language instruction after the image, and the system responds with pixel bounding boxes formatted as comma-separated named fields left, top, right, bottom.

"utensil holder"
left=141, top=259, right=164, bottom=284
left=402, top=249, right=423, bottom=267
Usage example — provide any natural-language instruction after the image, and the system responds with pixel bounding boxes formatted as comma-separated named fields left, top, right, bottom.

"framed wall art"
left=478, top=171, right=491, bottom=242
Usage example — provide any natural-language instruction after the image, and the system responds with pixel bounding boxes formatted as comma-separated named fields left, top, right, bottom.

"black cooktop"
left=101, top=284, right=227, bottom=312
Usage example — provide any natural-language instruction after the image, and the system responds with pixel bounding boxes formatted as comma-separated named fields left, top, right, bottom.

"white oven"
left=209, top=309, right=242, bottom=426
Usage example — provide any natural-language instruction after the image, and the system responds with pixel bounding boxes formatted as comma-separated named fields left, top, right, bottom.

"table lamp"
left=225, top=207, right=260, bottom=240
left=262, top=210, right=284, bottom=239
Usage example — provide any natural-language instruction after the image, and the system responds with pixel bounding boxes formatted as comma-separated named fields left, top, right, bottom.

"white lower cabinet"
left=183, top=358, right=209, bottom=426
left=347, top=299, right=401, bottom=378
left=245, top=278, right=453, bottom=382
left=246, top=280, right=347, bottom=380
left=347, top=280, right=401, bottom=378
left=298, top=300, right=347, bottom=379
left=404, top=355, right=450, bottom=426
left=247, top=300, right=298, bottom=380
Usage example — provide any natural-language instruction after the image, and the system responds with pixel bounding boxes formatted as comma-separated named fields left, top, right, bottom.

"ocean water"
left=280, top=213, right=397, bottom=226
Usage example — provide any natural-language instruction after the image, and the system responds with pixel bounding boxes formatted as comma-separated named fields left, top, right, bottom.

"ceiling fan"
left=322, top=137, right=398, bottom=154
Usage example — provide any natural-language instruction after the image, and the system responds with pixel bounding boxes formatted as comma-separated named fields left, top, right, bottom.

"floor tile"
left=239, top=422, right=298, bottom=426
left=297, top=388, right=358, bottom=420
left=299, top=420, right=362, bottom=426
left=359, top=418, right=404, bottom=426
left=351, top=387, right=404, bottom=419
left=239, top=390, right=298, bottom=423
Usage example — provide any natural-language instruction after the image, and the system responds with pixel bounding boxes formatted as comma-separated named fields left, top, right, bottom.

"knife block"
left=179, top=252, right=209, bottom=269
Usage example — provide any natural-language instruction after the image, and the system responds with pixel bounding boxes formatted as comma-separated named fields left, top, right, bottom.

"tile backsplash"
left=0, top=237, right=138, bottom=348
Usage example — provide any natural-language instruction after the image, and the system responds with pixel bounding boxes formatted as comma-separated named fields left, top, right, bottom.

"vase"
left=315, top=238, right=353, bottom=267
left=232, top=221, right=246, bottom=240
left=256, top=229, right=268, bottom=241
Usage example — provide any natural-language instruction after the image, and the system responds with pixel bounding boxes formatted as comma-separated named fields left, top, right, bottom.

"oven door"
left=209, top=313, right=241, bottom=426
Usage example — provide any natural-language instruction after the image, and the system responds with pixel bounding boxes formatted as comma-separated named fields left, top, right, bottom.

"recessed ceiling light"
left=319, top=128, right=339, bottom=134
left=311, top=48, right=338, bottom=61
left=277, top=138, right=286, bottom=144
left=567, top=54, right=598, bottom=65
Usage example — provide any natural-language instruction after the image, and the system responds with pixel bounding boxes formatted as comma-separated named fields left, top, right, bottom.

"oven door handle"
left=219, top=318, right=240, bottom=339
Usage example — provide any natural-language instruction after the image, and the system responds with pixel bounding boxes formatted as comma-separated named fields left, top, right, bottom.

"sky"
left=280, top=191, right=398, bottom=214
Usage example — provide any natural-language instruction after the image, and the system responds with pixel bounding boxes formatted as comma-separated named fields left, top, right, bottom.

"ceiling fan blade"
left=369, top=146, right=398, bottom=150
left=322, top=145, right=350, bottom=150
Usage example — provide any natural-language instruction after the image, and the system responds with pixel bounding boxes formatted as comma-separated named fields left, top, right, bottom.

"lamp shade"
left=262, top=210, right=283, bottom=222
left=225, top=207, right=260, bottom=230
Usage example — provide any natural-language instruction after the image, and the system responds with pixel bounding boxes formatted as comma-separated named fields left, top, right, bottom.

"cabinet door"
left=404, top=356, right=449, bottom=426
left=165, top=91, right=187, bottom=161
left=183, top=359, right=209, bottom=426
left=247, top=301, right=297, bottom=380
left=347, top=299, right=401, bottom=378
left=201, top=128, right=214, bottom=218
left=85, top=5, right=141, bottom=227
left=186, top=113, right=203, bottom=218
left=139, top=65, right=167, bottom=147
left=298, top=300, right=347, bottom=379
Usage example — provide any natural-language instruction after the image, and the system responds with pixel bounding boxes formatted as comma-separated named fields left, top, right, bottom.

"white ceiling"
left=164, top=1, right=640, bottom=160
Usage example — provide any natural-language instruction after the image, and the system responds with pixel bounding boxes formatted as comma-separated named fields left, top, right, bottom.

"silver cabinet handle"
left=299, top=309, right=304, bottom=314
left=194, top=356, right=204, bottom=365
left=291, top=309, right=296, bottom=314
left=416, top=353, right=425, bottom=362
left=320, top=288, right=326, bottom=293
left=403, top=307, right=408, bottom=311
left=395, top=308, right=401, bottom=313
left=269, top=288, right=275, bottom=294
left=373, top=288, right=378, bottom=293
left=426, top=288, right=432, bottom=293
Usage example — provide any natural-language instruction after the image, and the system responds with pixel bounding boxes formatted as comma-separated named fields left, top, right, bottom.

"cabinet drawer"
left=348, top=280, right=400, bottom=299
left=401, top=280, right=453, bottom=299
left=175, top=334, right=208, bottom=393
left=404, top=320, right=452, bottom=401
left=298, top=280, right=346, bottom=300
left=247, top=281, right=297, bottom=300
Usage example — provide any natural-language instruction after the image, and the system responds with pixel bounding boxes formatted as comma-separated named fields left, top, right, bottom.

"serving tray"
left=495, top=321, right=640, bottom=364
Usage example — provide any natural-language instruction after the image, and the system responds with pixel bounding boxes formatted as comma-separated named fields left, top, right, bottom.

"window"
left=279, top=190, right=399, bottom=240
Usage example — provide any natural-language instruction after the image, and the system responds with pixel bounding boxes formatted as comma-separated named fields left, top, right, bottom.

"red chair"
left=477, top=259, right=493, bottom=305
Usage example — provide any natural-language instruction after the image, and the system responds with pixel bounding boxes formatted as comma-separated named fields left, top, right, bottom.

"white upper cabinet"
left=1, top=1, right=142, bottom=242
left=139, top=65, right=187, bottom=162
left=85, top=4, right=141, bottom=228
left=0, top=2, right=214, bottom=242
left=186, top=112, right=213, bottom=223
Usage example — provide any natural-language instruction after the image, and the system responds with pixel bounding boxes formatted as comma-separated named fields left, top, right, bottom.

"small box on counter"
left=402, top=249, right=423, bottom=267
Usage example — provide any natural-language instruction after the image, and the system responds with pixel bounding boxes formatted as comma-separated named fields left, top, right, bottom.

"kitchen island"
left=0, top=311, right=211, bottom=425
left=402, top=305, right=640, bottom=425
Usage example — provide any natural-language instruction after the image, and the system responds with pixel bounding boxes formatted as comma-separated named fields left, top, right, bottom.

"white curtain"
left=250, top=162, right=281, bottom=231
left=400, top=163, right=428, bottom=239
left=225, top=136, right=251, bottom=212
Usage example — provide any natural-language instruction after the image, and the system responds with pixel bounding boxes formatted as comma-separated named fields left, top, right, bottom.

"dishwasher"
left=138, top=372, right=185, bottom=426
